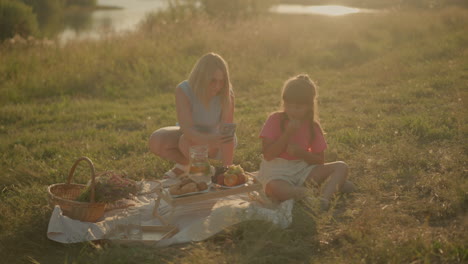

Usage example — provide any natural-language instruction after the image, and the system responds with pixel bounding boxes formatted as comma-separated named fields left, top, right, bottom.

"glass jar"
left=125, top=207, right=142, bottom=240
left=188, top=145, right=212, bottom=184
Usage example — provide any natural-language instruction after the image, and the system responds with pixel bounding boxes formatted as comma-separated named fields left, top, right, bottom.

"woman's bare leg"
left=149, top=127, right=188, bottom=165
left=178, top=134, right=191, bottom=162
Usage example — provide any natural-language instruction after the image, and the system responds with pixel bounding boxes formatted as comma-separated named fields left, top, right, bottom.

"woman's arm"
left=221, top=92, right=235, bottom=124
left=219, top=93, right=235, bottom=166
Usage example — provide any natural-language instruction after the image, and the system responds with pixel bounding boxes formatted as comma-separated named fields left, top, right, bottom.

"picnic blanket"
left=47, top=181, right=294, bottom=246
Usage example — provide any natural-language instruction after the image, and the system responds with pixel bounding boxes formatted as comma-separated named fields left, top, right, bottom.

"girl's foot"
left=299, top=196, right=329, bottom=214
left=340, top=180, right=356, bottom=194
left=248, top=191, right=278, bottom=209
left=320, top=198, right=330, bottom=211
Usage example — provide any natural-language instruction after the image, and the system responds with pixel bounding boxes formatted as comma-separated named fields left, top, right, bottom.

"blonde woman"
left=149, top=53, right=235, bottom=178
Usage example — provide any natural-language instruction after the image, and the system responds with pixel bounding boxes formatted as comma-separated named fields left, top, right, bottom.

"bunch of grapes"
left=76, top=172, right=138, bottom=203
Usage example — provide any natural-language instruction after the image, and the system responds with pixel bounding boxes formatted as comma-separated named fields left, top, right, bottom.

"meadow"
left=0, top=4, right=467, bottom=264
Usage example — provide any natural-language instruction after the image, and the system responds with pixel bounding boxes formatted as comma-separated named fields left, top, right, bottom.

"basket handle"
left=67, top=156, right=97, bottom=203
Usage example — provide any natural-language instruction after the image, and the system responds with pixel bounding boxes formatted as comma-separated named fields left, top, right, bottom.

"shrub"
left=0, top=0, right=38, bottom=40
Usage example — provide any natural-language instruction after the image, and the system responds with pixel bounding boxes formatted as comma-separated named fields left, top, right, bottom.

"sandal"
left=163, top=163, right=189, bottom=179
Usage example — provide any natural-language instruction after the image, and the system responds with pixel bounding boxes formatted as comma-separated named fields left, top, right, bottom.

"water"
left=55, top=2, right=375, bottom=43
left=270, top=5, right=376, bottom=16
left=189, top=163, right=212, bottom=185
left=58, top=0, right=167, bottom=43
left=189, top=162, right=211, bottom=175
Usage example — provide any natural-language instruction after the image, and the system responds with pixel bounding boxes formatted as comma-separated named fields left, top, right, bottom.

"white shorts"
left=257, top=158, right=316, bottom=191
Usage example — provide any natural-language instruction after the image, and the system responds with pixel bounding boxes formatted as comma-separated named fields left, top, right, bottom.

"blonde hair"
left=188, top=53, right=232, bottom=108
left=280, top=74, right=321, bottom=140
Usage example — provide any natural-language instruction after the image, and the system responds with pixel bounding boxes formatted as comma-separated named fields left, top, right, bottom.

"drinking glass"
left=125, top=207, right=142, bottom=240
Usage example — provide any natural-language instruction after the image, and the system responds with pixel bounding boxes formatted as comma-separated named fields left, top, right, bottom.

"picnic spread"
left=47, top=157, right=294, bottom=247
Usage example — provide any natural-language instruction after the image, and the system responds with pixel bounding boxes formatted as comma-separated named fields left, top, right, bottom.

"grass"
left=0, top=4, right=467, bottom=264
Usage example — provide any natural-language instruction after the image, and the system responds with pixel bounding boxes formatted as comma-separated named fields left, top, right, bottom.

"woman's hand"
left=207, top=133, right=234, bottom=146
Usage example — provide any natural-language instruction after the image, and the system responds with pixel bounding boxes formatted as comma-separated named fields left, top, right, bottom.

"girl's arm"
left=219, top=93, right=235, bottom=166
left=287, top=122, right=326, bottom=165
left=262, top=120, right=300, bottom=160
left=176, top=86, right=221, bottom=145
left=287, top=144, right=325, bottom=165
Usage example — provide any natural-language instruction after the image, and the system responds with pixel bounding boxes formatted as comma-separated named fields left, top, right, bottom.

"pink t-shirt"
left=259, top=112, right=327, bottom=160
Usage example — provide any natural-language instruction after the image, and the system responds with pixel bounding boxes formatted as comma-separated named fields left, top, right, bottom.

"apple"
left=223, top=173, right=239, bottom=187
left=216, top=174, right=225, bottom=185
left=237, top=173, right=246, bottom=184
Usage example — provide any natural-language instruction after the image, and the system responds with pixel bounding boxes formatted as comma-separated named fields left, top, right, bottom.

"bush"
left=18, top=0, right=65, bottom=23
left=0, top=0, right=38, bottom=41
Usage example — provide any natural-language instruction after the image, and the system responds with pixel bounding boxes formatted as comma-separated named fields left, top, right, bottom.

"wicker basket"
left=48, top=157, right=106, bottom=222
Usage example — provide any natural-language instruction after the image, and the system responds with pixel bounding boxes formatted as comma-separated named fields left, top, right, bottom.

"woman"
left=149, top=53, right=235, bottom=178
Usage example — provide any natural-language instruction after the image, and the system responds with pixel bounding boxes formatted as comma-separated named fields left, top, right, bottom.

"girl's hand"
left=287, top=144, right=304, bottom=158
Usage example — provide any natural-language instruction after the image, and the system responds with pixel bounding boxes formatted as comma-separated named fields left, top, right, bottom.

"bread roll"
left=169, top=185, right=182, bottom=195
left=180, top=182, right=197, bottom=193
left=197, top=182, right=208, bottom=191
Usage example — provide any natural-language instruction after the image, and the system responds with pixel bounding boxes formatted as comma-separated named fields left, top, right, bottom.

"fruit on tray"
left=223, top=173, right=239, bottom=187
left=169, top=177, right=208, bottom=195
left=218, top=165, right=247, bottom=187
left=216, top=174, right=225, bottom=185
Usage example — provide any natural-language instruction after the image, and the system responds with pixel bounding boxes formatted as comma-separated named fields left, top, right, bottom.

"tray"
left=170, top=185, right=212, bottom=198
left=215, top=177, right=255, bottom=189
left=107, top=225, right=178, bottom=246
left=152, top=171, right=261, bottom=223
left=157, top=182, right=261, bottom=207
left=215, top=183, right=247, bottom=189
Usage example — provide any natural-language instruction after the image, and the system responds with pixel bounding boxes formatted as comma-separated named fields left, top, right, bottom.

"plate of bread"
left=167, top=177, right=211, bottom=198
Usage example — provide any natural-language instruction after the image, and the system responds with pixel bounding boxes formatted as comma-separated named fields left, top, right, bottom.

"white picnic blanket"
left=47, top=181, right=294, bottom=246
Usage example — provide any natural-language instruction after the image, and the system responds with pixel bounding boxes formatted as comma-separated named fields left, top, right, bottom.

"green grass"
left=1, top=5, right=467, bottom=264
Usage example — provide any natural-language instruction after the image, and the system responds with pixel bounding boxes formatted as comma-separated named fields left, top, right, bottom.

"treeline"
left=0, top=0, right=97, bottom=41
left=279, top=0, right=468, bottom=8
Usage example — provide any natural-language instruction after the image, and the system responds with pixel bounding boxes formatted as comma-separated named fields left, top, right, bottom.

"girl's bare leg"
left=149, top=127, right=188, bottom=166
left=306, top=161, right=348, bottom=201
left=265, top=179, right=308, bottom=202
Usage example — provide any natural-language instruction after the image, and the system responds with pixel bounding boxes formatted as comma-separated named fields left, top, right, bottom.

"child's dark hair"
left=280, top=74, right=321, bottom=141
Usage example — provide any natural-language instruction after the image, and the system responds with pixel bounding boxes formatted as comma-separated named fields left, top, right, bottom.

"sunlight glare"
left=271, top=5, right=365, bottom=16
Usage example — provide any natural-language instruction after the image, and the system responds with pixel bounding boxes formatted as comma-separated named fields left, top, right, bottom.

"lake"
left=57, top=1, right=376, bottom=43
left=59, top=0, right=168, bottom=43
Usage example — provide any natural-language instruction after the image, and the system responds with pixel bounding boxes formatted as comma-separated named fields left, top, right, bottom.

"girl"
left=258, top=74, right=354, bottom=210
left=149, top=53, right=235, bottom=178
